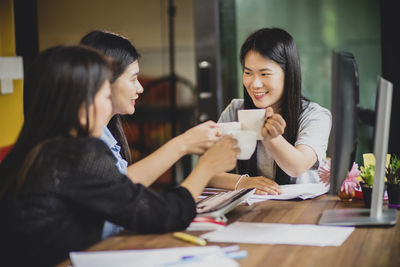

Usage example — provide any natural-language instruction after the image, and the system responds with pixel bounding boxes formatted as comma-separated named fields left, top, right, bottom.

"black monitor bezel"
left=329, top=50, right=360, bottom=194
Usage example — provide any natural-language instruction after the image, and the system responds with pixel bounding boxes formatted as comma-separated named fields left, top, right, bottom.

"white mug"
left=238, top=109, right=266, bottom=140
left=217, top=122, right=242, bottom=135
left=228, top=130, right=257, bottom=160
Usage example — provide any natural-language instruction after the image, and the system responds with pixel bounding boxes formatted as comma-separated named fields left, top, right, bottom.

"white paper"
left=248, top=183, right=329, bottom=204
left=201, top=222, right=354, bottom=247
left=0, top=57, right=24, bottom=79
left=70, top=246, right=238, bottom=267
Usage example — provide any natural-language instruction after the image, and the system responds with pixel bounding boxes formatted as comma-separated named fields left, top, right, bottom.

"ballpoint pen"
left=226, top=250, right=248, bottom=259
left=173, top=232, right=207, bottom=246
left=222, top=245, right=248, bottom=259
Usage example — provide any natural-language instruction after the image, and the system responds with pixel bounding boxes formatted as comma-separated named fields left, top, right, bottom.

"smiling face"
left=110, top=60, right=143, bottom=116
left=243, top=50, right=285, bottom=112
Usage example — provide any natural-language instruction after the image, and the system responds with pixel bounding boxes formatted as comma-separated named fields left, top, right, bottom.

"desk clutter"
left=186, top=184, right=330, bottom=232
left=188, top=186, right=355, bottom=248
left=61, top=192, right=399, bottom=267
left=184, top=186, right=354, bottom=248
left=185, top=188, right=255, bottom=231
left=196, top=188, right=255, bottom=217
left=71, top=187, right=361, bottom=266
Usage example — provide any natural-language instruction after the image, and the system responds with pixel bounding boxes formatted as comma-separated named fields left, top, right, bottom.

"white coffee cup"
left=228, top=130, right=257, bottom=160
left=238, top=109, right=266, bottom=140
left=217, top=122, right=242, bottom=135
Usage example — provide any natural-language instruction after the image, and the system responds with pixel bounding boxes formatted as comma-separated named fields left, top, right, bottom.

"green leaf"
left=386, top=154, right=400, bottom=184
left=360, top=165, right=375, bottom=187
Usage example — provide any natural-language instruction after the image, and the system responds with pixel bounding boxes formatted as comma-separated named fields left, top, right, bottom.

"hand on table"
left=237, top=175, right=282, bottom=195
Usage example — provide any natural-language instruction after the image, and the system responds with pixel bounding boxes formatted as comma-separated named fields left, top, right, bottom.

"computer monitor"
left=328, top=50, right=359, bottom=195
left=319, top=72, right=397, bottom=226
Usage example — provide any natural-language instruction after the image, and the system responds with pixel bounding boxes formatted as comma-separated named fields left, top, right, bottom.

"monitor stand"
left=319, top=77, right=397, bottom=227
left=318, top=208, right=397, bottom=226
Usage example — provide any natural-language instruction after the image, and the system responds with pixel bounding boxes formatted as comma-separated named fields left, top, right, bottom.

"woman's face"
left=110, top=60, right=143, bottom=115
left=243, top=50, right=285, bottom=111
left=87, top=80, right=112, bottom=137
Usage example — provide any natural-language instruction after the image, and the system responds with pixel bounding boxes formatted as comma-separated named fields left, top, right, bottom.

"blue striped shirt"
left=100, top=125, right=128, bottom=175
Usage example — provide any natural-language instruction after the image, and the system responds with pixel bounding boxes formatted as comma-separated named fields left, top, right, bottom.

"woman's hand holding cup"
left=198, top=136, right=240, bottom=174
left=262, top=107, right=286, bottom=140
left=180, top=120, right=221, bottom=155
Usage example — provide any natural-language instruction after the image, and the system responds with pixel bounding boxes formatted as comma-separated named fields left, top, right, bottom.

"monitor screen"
left=318, top=76, right=396, bottom=226
left=329, top=50, right=360, bottom=194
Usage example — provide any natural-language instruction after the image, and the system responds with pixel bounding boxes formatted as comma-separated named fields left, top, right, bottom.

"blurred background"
left=1, top=0, right=398, bottom=190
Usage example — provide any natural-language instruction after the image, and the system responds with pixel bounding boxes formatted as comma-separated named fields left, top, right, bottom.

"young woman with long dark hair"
left=208, top=27, right=331, bottom=195
left=80, top=30, right=223, bottom=238
left=0, top=45, right=238, bottom=267
left=80, top=30, right=220, bottom=182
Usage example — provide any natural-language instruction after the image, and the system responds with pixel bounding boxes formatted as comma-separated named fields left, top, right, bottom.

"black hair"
left=80, top=30, right=141, bottom=165
left=238, top=27, right=308, bottom=184
left=0, top=45, right=112, bottom=198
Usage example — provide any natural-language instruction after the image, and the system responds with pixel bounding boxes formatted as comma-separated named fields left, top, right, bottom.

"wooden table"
left=56, top=195, right=400, bottom=267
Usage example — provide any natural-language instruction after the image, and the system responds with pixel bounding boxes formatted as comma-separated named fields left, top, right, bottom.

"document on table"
left=248, top=183, right=329, bottom=203
left=201, top=222, right=354, bottom=247
left=70, top=246, right=238, bottom=267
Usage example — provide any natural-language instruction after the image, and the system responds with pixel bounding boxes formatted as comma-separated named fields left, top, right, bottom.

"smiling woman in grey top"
left=208, top=27, right=332, bottom=195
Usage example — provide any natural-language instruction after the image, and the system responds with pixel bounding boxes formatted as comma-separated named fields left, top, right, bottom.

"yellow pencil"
left=173, top=232, right=207, bottom=246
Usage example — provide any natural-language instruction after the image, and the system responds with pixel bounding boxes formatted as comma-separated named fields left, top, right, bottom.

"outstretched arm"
left=126, top=121, right=221, bottom=187
left=262, top=107, right=317, bottom=177
left=71, top=137, right=238, bottom=234
left=181, top=136, right=239, bottom=199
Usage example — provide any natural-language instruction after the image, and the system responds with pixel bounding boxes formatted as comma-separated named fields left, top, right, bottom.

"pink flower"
left=347, top=162, right=361, bottom=180
left=340, top=162, right=361, bottom=194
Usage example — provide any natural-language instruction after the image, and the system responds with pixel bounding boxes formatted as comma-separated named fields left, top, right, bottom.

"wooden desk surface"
left=56, top=195, right=400, bottom=267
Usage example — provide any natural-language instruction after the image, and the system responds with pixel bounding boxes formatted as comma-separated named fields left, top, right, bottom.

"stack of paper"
left=186, top=216, right=227, bottom=231
left=201, top=222, right=354, bottom=247
left=70, top=246, right=238, bottom=267
left=247, top=183, right=329, bottom=204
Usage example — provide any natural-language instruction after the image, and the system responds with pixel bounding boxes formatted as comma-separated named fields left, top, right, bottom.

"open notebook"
left=186, top=188, right=255, bottom=231
left=248, top=183, right=329, bottom=203
left=196, top=188, right=256, bottom=218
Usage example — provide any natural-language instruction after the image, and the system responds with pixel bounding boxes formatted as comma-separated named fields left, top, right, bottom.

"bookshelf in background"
left=122, top=76, right=196, bottom=191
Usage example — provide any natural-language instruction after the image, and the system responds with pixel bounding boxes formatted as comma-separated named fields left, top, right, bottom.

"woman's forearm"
left=180, top=163, right=215, bottom=200
left=262, top=136, right=316, bottom=177
left=126, top=136, right=186, bottom=186
left=207, top=172, right=241, bottom=190
left=181, top=136, right=239, bottom=199
left=125, top=121, right=220, bottom=186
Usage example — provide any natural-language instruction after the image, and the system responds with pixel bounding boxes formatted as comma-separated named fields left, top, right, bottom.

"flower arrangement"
left=340, top=162, right=361, bottom=194
left=317, top=159, right=362, bottom=201
left=337, top=162, right=361, bottom=201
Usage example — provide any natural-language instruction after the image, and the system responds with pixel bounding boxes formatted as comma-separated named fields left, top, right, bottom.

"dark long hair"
left=238, top=27, right=308, bottom=184
left=80, top=30, right=141, bottom=165
left=0, top=45, right=112, bottom=199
